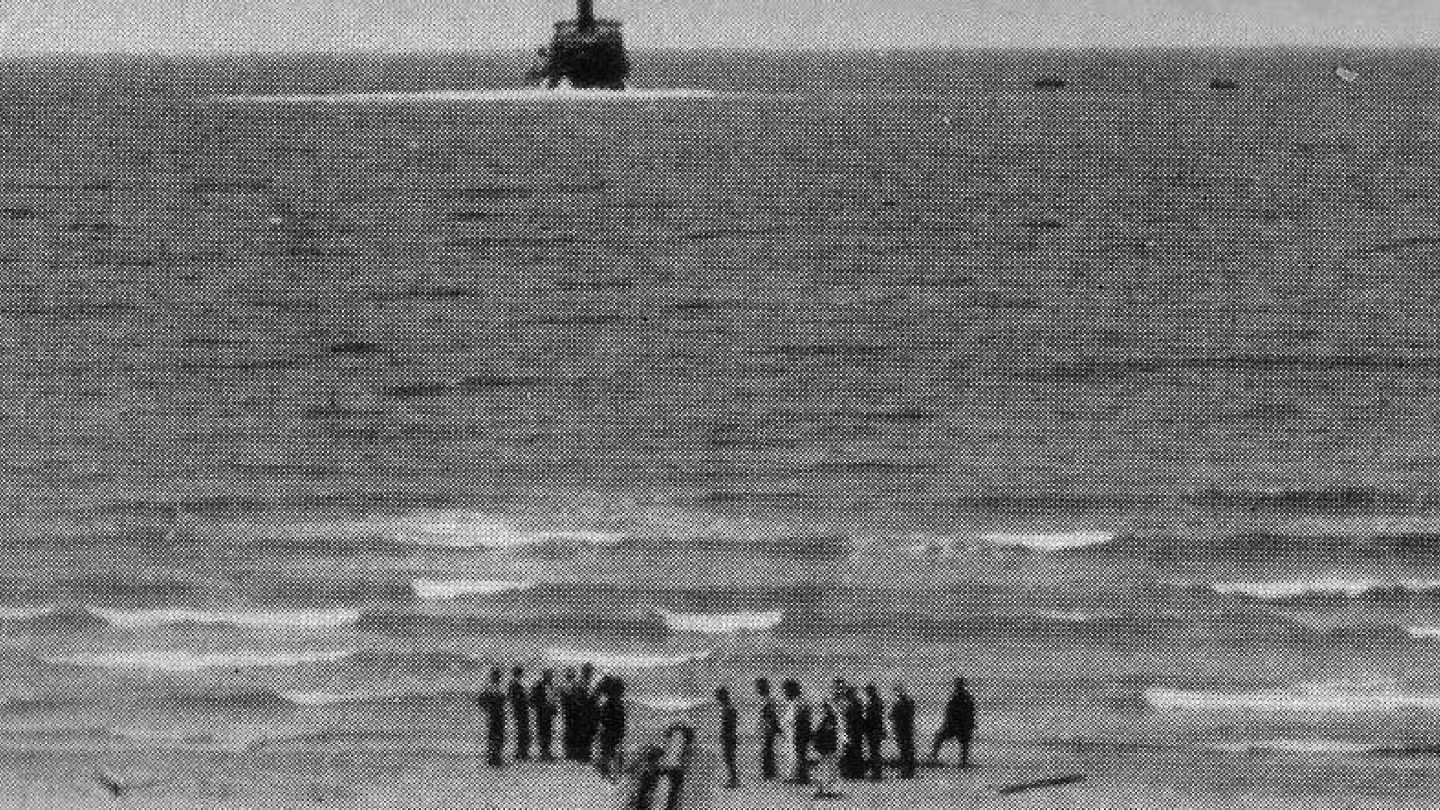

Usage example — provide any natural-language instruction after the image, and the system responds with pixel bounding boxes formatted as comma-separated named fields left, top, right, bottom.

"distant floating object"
left=527, top=0, right=630, bottom=90
left=1209, top=78, right=1240, bottom=91
left=1032, top=76, right=1067, bottom=89
left=1335, top=65, right=1359, bottom=84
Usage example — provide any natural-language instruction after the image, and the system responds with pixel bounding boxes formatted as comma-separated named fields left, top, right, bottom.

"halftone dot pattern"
left=0, top=43, right=1436, bottom=809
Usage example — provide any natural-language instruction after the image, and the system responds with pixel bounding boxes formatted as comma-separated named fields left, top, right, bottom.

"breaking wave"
left=1206, top=739, right=1440, bottom=757
left=395, top=513, right=623, bottom=549
left=1146, top=681, right=1440, bottom=713
left=979, top=531, right=1116, bottom=552
left=656, top=609, right=784, bottom=634
left=1211, top=577, right=1440, bottom=601
left=410, top=579, right=537, bottom=601
left=632, top=695, right=712, bottom=712
left=92, top=608, right=361, bottom=631
left=545, top=648, right=713, bottom=670
left=49, top=649, right=356, bottom=673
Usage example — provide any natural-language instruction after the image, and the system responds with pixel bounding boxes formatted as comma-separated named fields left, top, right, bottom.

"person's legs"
left=761, top=736, right=776, bottom=780
left=930, top=728, right=952, bottom=761
left=959, top=733, right=971, bottom=768
left=724, top=743, right=739, bottom=788
left=899, top=739, right=915, bottom=778
left=868, top=738, right=884, bottom=780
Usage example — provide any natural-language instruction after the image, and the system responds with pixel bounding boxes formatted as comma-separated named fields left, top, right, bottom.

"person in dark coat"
left=509, top=665, right=531, bottom=761
left=481, top=667, right=506, bottom=767
left=781, top=679, right=812, bottom=785
left=890, top=681, right=916, bottom=778
left=863, top=684, right=887, bottom=781
left=595, top=676, right=627, bottom=780
left=559, top=667, right=579, bottom=759
left=716, top=686, right=739, bottom=789
left=577, top=662, right=598, bottom=762
left=754, top=678, right=779, bottom=780
left=930, top=677, right=976, bottom=768
left=531, top=669, right=558, bottom=761
left=811, top=701, right=840, bottom=799
left=840, top=687, right=865, bottom=779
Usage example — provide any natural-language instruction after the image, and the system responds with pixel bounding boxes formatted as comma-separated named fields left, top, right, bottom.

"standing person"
left=559, top=667, right=579, bottom=760
left=930, top=677, right=977, bottom=768
left=577, top=662, right=598, bottom=762
left=531, top=669, right=558, bottom=761
left=481, top=667, right=506, bottom=768
left=754, top=678, right=780, bottom=780
left=595, top=676, right=628, bottom=781
left=863, top=684, right=887, bottom=781
left=509, top=666, right=531, bottom=761
left=811, top=701, right=841, bottom=799
left=716, top=687, right=739, bottom=789
left=840, top=687, right=865, bottom=779
left=781, top=680, right=812, bottom=784
left=890, top=682, right=916, bottom=779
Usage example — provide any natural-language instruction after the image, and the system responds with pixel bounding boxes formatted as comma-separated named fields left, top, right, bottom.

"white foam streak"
left=94, top=609, right=360, bottom=631
left=0, top=606, right=57, bottom=620
left=634, top=695, right=712, bottom=712
left=51, top=649, right=355, bottom=673
left=399, top=514, right=622, bottom=549
left=411, top=579, right=536, bottom=601
left=1207, top=739, right=1382, bottom=755
left=212, top=87, right=723, bottom=105
left=1212, top=578, right=1440, bottom=600
left=1147, top=684, right=1440, bottom=714
left=1407, top=626, right=1440, bottom=639
left=657, top=609, right=784, bottom=634
left=545, top=648, right=713, bottom=670
left=980, top=531, right=1114, bottom=551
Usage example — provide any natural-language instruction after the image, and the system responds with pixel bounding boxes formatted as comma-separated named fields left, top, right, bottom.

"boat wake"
left=209, top=87, right=739, bottom=105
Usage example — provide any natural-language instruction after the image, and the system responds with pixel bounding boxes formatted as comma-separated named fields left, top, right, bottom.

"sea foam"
left=212, top=88, right=723, bottom=105
left=1147, top=682, right=1440, bottom=713
left=50, top=649, right=356, bottom=673
left=410, top=579, right=536, bottom=601
left=397, top=513, right=622, bottom=549
left=979, top=531, right=1115, bottom=551
left=1211, top=577, right=1440, bottom=600
left=656, top=609, right=784, bottom=634
left=93, top=608, right=361, bottom=631
left=545, top=648, right=713, bottom=670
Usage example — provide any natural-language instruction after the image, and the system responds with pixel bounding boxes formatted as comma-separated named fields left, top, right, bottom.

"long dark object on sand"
left=995, top=773, right=1087, bottom=796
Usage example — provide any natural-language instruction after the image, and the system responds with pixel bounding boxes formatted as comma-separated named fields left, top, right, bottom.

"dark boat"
left=1032, top=76, right=1067, bottom=89
left=1209, top=78, right=1240, bottom=91
left=528, top=0, right=630, bottom=90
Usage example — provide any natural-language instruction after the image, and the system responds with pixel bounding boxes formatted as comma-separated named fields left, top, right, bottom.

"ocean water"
left=0, top=49, right=1437, bottom=806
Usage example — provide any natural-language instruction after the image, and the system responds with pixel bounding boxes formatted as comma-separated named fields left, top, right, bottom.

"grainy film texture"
left=0, top=1, right=1437, bottom=808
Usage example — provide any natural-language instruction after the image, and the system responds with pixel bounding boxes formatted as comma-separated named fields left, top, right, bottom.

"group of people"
left=477, top=664, right=977, bottom=797
left=716, top=677, right=976, bottom=797
left=476, top=663, right=630, bottom=779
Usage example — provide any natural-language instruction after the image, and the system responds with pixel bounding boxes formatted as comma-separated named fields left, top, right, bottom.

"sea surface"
left=0, top=49, right=1437, bottom=806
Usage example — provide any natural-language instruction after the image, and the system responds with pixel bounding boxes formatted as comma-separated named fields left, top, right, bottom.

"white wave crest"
left=1146, top=683, right=1440, bottom=714
left=211, top=87, right=724, bottom=105
left=50, top=649, right=356, bottom=673
left=0, top=606, right=58, bottom=620
left=93, top=608, right=361, bottom=631
left=397, top=513, right=622, bottom=549
left=657, top=609, right=784, bottom=634
left=980, top=531, right=1114, bottom=551
left=1408, top=626, right=1440, bottom=639
left=633, top=695, right=712, bottom=712
left=545, top=648, right=713, bottom=670
left=1211, top=577, right=1440, bottom=600
left=411, top=579, right=536, bottom=601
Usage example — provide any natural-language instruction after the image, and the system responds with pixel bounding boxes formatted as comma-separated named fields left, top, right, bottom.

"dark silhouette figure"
left=840, top=687, right=865, bottom=779
left=863, top=684, right=887, bottom=781
left=531, top=669, right=558, bottom=761
left=509, top=666, right=531, bottom=761
left=931, top=677, right=976, bottom=768
left=577, top=662, right=598, bottom=762
left=716, top=687, right=739, bottom=789
left=782, top=679, right=812, bottom=784
left=811, top=702, right=840, bottom=798
left=890, top=682, right=916, bottom=779
left=595, top=676, right=628, bottom=780
left=560, top=667, right=580, bottom=759
left=481, top=667, right=506, bottom=767
left=754, top=678, right=779, bottom=780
